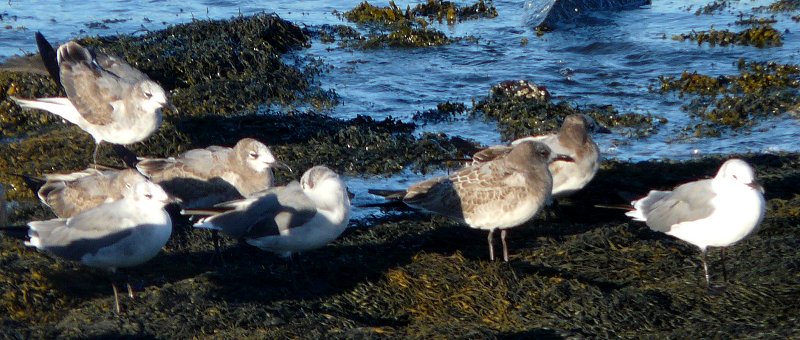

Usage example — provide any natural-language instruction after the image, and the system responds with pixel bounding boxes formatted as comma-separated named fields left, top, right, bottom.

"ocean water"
left=1, top=0, right=798, bottom=215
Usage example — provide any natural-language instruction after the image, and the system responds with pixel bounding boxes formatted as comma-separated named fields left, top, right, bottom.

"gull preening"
left=136, top=138, right=289, bottom=208
left=403, top=141, right=573, bottom=262
left=472, top=114, right=604, bottom=199
left=26, top=168, right=150, bottom=218
left=25, top=179, right=173, bottom=313
left=183, top=166, right=351, bottom=258
left=10, top=33, right=169, bottom=161
left=626, top=159, right=766, bottom=288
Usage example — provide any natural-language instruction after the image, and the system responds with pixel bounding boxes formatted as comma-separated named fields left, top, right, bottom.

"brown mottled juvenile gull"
left=403, top=141, right=573, bottom=262
left=183, top=166, right=351, bottom=258
left=25, top=179, right=173, bottom=313
left=472, top=114, right=603, bottom=199
left=10, top=34, right=169, bottom=161
left=626, top=159, right=766, bottom=288
left=28, top=168, right=150, bottom=218
left=135, top=138, right=290, bottom=208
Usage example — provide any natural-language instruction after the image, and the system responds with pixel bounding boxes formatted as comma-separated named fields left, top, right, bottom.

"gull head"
left=136, top=80, right=169, bottom=112
left=563, top=114, right=611, bottom=137
left=131, top=180, right=170, bottom=207
left=238, top=138, right=291, bottom=173
left=300, top=166, right=349, bottom=211
left=117, top=169, right=151, bottom=197
left=717, top=158, right=763, bottom=192
left=510, top=141, right=574, bottom=170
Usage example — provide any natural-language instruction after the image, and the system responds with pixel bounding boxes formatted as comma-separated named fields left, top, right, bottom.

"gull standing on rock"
left=25, top=180, right=173, bottom=313
left=626, top=159, right=766, bottom=288
left=472, top=114, right=605, bottom=199
left=10, top=33, right=170, bottom=162
left=22, top=168, right=150, bottom=218
left=183, top=166, right=351, bottom=258
left=135, top=138, right=291, bottom=208
left=403, top=141, right=573, bottom=262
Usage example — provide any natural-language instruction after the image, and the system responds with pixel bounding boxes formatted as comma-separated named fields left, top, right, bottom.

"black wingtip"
left=0, top=225, right=31, bottom=240
left=111, top=144, right=140, bottom=168
left=367, top=189, right=407, bottom=200
left=35, top=32, right=60, bottom=85
left=10, top=173, right=45, bottom=195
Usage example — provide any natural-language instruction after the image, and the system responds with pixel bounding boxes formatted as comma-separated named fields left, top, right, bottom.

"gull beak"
left=167, top=195, right=183, bottom=204
left=165, top=100, right=179, bottom=115
left=270, top=161, right=293, bottom=173
left=747, top=180, right=765, bottom=194
left=552, top=154, right=574, bottom=163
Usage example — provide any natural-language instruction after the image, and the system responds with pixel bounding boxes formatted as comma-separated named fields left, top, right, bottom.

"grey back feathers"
left=634, top=180, right=716, bottom=232
left=26, top=180, right=172, bottom=271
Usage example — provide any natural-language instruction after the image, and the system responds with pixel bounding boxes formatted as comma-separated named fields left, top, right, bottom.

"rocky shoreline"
left=1, top=8, right=798, bottom=339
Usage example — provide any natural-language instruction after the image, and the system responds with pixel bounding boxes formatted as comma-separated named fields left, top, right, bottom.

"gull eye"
left=249, top=151, right=258, bottom=159
left=145, top=194, right=153, bottom=199
left=732, top=175, right=738, bottom=180
left=144, top=91, right=153, bottom=99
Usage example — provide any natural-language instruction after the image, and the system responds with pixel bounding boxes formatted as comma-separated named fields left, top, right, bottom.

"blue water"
left=2, top=0, right=799, bottom=217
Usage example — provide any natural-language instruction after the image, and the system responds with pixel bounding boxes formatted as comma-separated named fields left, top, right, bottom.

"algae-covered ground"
left=1, top=8, right=799, bottom=339
left=2, top=154, right=798, bottom=338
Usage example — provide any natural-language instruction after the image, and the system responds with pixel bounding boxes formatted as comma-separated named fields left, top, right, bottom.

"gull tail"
left=135, top=158, right=177, bottom=177
left=367, top=188, right=407, bottom=200
left=35, top=32, right=61, bottom=85
left=10, top=173, right=46, bottom=196
left=360, top=189, right=413, bottom=209
left=181, top=207, right=235, bottom=216
left=0, top=225, right=31, bottom=241
left=25, top=219, right=66, bottom=249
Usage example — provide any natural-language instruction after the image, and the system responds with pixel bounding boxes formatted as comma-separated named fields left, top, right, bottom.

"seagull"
left=135, top=138, right=290, bottom=208
left=183, top=166, right=351, bottom=258
left=403, top=141, right=573, bottom=262
left=471, top=114, right=605, bottom=199
left=22, top=168, right=150, bottom=218
left=25, top=179, right=173, bottom=313
left=10, top=33, right=169, bottom=162
left=625, top=159, right=766, bottom=288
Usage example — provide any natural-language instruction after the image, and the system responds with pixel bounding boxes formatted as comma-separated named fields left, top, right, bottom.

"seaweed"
left=672, top=25, right=782, bottom=48
left=657, top=60, right=800, bottom=134
left=5, top=154, right=798, bottom=338
left=473, top=80, right=661, bottom=140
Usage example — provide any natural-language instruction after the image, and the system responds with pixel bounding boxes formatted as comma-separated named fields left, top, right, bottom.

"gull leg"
left=701, top=248, right=711, bottom=288
left=111, top=282, right=121, bottom=314
left=209, top=230, right=226, bottom=267
left=487, top=229, right=495, bottom=261
left=720, top=248, right=728, bottom=282
left=127, top=282, right=135, bottom=299
left=92, top=142, right=101, bottom=166
left=501, top=229, right=509, bottom=262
